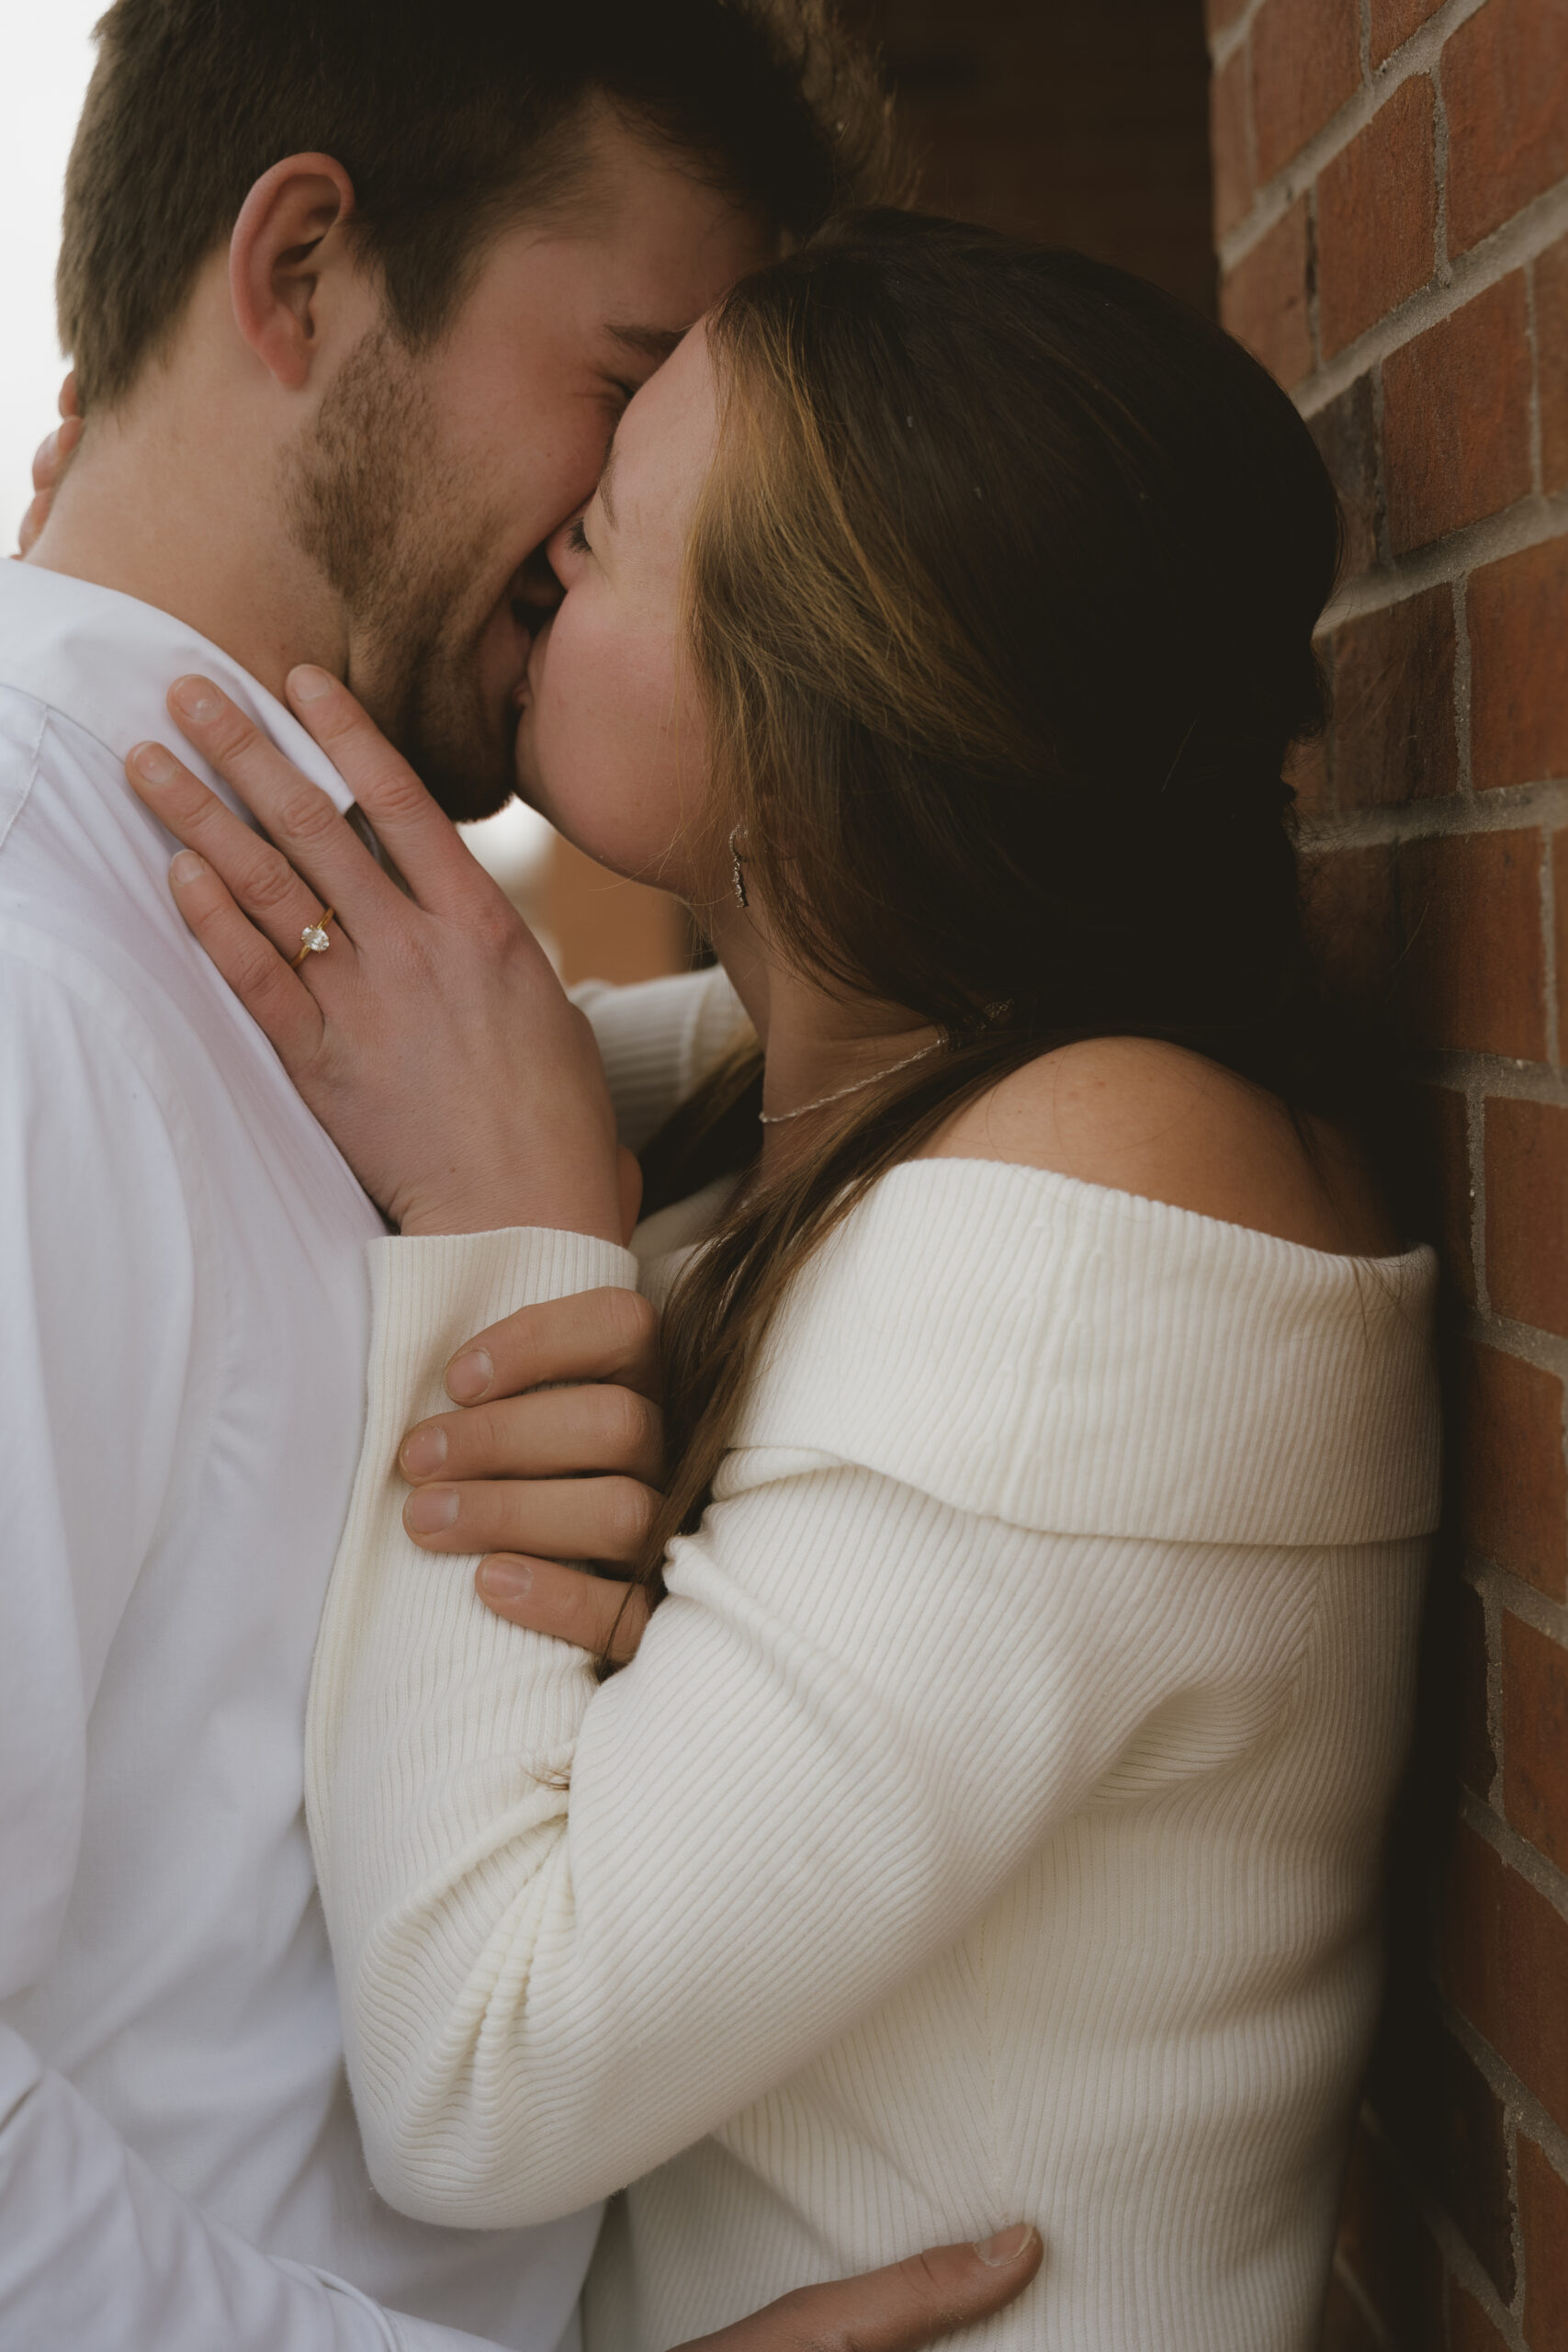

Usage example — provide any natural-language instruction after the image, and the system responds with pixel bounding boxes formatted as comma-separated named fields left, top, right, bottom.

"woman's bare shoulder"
left=920, top=1035, right=1402, bottom=1257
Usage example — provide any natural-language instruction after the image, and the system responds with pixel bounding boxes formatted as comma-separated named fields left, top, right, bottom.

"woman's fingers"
left=446, top=1286, right=661, bottom=1407
left=163, top=676, right=402, bottom=931
left=474, top=1557, right=649, bottom=1664
left=400, top=1383, right=664, bottom=1488
left=166, top=852, right=327, bottom=1069
left=128, top=738, right=351, bottom=967
left=282, top=666, right=496, bottom=919
left=402, top=1473, right=660, bottom=1565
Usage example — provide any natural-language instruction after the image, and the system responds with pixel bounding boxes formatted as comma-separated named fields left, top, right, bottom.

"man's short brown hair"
left=59, top=0, right=897, bottom=411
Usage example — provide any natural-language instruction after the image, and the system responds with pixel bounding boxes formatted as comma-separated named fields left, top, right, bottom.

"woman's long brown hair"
left=618, top=210, right=1351, bottom=1653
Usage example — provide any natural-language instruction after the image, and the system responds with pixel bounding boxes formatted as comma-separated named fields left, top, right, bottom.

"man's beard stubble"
left=285, top=324, right=520, bottom=821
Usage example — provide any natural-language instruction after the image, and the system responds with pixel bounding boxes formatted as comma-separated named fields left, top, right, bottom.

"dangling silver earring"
left=729, top=824, right=749, bottom=910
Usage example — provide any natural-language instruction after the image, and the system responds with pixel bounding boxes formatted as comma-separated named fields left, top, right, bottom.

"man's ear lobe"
left=230, top=153, right=359, bottom=391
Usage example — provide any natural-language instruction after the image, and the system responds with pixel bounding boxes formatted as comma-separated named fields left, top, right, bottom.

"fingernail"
left=169, top=851, right=206, bottom=885
left=404, top=1487, right=459, bottom=1535
left=400, top=1425, right=448, bottom=1478
left=479, top=1558, right=533, bottom=1602
left=131, top=741, right=178, bottom=786
left=171, top=675, right=221, bottom=723
left=974, top=2225, right=1038, bottom=2267
left=289, top=664, right=335, bottom=703
left=446, top=1348, right=493, bottom=1403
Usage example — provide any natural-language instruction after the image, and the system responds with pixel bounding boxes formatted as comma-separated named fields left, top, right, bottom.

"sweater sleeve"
left=309, top=1232, right=1333, bottom=2232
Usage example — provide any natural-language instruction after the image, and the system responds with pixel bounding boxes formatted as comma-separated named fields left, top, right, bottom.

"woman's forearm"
left=310, top=1246, right=1330, bottom=2230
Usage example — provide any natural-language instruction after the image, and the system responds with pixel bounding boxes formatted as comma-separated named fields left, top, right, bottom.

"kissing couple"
left=2, top=2, right=1440, bottom=2348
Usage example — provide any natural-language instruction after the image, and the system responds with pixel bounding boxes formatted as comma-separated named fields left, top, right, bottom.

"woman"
left=129, top=214, right=1439, bottom=2348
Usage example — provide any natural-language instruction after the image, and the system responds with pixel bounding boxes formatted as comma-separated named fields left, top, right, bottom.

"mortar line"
left=1318, top=487, right=1568, bottom=630
left=1451, top=575, right=1474, bottom=799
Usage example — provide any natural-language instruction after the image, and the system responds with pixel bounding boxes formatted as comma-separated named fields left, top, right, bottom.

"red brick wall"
left=1209, top=2, right=1568, bottom=2344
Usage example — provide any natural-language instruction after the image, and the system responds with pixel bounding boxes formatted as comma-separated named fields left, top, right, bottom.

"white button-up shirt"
left=0, top=561, right=599, bottom=2352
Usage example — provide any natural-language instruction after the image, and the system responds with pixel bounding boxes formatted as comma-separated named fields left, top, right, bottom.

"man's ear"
left=229, top=153, right=359, bottom=391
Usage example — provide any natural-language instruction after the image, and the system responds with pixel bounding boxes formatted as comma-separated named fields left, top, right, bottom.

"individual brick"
left=1210, top=43, right=1254, bottom=240
left=1518, top=2132, right=1568, bottom=2346
left=1457, top=1341, right=1568, bottom=1597
left=1317, top=78, right=1437, bottom=356
left=1450, top=2281, right=1514, bottom=2352
left=1395, top=831, right=1545, bottom=1060
left=1250, top=0, right=1361, bottom=180
left=1308, top=374, right=1383, bottom=576
left=1539, top=234, right=1568, bottom=495
left=1440, top=1818, right=1568, bottom=2136
left=1220, top=198, right=1314, bottom=387
left=1382, top=275, right=1534, bottom=552
left=1299, top=842, right=1399, bottom=1002
left=1485, top=1097, right=1568, bottom=1339
left=1325, top=584, right=1458, bottom=807
left=1445, top=0, right=1568, bottom=256
left=1469, top=537, right=1568, bottom=790
left=1504, top=1611, right=1568, bottom=1869
left=1370, top=0, right=1444, bottom=64
left=1457, top=1576, right=1496, bottom=1798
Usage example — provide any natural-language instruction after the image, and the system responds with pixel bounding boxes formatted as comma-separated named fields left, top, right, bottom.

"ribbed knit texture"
left=309, top=1152, right=1439, bottom=2352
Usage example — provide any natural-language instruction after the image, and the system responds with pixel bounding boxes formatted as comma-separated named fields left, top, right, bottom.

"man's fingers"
left=445, top=1286, right=661, bottom=1407
left=59, top=370, right=79, bottom=421
left=400, top=1383, right=664, bottom=1487
left=679, top=2228, right=1043, bottom=2352
left=282, top=664, right=493, bottom=917
left=475, top=1558, right=649, bottom=1663
left=165, top=676, right=400, bottom=931
left=403, top=1473, right=660, bottom=1565
left=165, top=852, right=327, bottom=1069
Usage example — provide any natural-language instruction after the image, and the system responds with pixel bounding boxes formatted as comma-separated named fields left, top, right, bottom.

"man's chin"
left=400, top=715, right=521, bottom=825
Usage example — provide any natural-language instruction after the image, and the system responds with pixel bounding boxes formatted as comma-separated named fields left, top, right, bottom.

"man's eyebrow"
left=606, top=321, right=690, bottom=364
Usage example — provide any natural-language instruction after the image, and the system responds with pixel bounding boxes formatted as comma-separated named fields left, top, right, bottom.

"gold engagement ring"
left=289, top=908, right=335, bottom=968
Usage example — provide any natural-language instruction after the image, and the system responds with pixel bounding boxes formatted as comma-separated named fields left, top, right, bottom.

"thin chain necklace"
left=758, top=1038, right=943, bottom=1125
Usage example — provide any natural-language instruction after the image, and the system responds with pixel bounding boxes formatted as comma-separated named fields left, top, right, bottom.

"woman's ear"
left=229, top=153, right=358, bottom=391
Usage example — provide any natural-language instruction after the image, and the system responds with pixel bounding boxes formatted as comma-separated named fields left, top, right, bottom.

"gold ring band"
left=290, top=907, right=335, bottom=968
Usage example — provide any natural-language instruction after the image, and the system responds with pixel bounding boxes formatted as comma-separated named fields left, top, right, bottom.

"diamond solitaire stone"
left=300, top=921, right=331, bottom=955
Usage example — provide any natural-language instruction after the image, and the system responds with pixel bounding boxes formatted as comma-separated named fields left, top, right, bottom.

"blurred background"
left=0, top=0, right=1213, bottom=985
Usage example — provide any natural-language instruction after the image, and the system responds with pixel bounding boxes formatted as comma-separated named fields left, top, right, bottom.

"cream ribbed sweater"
left=307, top=974, right=1440, bottom=2352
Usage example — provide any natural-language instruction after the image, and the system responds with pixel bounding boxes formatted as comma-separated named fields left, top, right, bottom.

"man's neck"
left=25, top=390, right=344, bottom=703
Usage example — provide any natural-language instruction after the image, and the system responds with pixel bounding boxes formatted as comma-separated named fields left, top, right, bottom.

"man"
left=0, top=3, right=1042, bottom=2347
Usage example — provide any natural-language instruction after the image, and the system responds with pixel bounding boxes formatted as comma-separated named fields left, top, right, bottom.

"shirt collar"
left=0, top=560, right=355, bottom=819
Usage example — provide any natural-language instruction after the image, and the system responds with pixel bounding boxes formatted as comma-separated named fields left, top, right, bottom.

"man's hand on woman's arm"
left=678, top=2228, right=1043, bottom=2348
left=398, top=1285, right=663, bottom=1657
